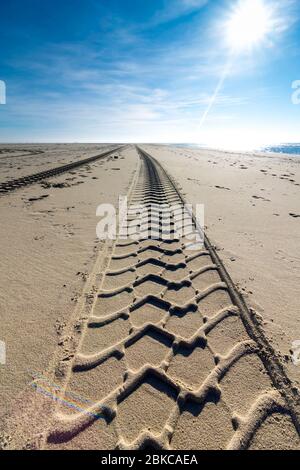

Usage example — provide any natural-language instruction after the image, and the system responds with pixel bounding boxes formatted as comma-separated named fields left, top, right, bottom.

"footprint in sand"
left=27, top=194, right=49, bottom=203
left=252, top=195, right=271, bottom=202
left=215, top=185, right=230, bottom=191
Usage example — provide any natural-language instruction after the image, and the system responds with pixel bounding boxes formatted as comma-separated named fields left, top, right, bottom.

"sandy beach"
left=2, top=0, right=300, bottom=456
left=0, top=143, right=299, bottom=450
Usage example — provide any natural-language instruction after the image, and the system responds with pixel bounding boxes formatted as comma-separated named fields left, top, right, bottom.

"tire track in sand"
left=44, top=146, right=300, bottom=450
left=9, top=145, right=300, bottom=450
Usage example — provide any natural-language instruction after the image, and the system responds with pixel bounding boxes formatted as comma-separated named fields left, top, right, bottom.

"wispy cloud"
left=150, top=0, right=209, bottom=26
left=0, top=25, right=260, bottom=143
left=1, top=0, right=299, bottom=143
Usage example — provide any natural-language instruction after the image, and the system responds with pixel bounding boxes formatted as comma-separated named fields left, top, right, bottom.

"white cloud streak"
left=150, top=0, right=209, bottom=26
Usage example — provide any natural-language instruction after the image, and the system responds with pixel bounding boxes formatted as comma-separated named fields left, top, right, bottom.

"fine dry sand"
left=0, top=144, right=299, bottom=450
left=0, top=145, right=137, bottom=416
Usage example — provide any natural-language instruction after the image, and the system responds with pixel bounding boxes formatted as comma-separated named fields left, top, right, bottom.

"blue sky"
left=0, top=0, right=299, bottom=147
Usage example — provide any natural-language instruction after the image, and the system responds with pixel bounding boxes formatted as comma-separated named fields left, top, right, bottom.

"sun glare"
left=225, top=0, right=274, bottom=52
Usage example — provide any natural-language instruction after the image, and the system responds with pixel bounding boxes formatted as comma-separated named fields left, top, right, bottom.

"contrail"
left=199, top=58, right=233, bottom=129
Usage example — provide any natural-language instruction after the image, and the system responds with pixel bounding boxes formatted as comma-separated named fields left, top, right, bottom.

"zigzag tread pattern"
left=44, top=146, right=300, bottom=450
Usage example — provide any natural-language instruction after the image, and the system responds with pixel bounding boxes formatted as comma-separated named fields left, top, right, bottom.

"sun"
left=225, top=0, right=274, bottom=52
